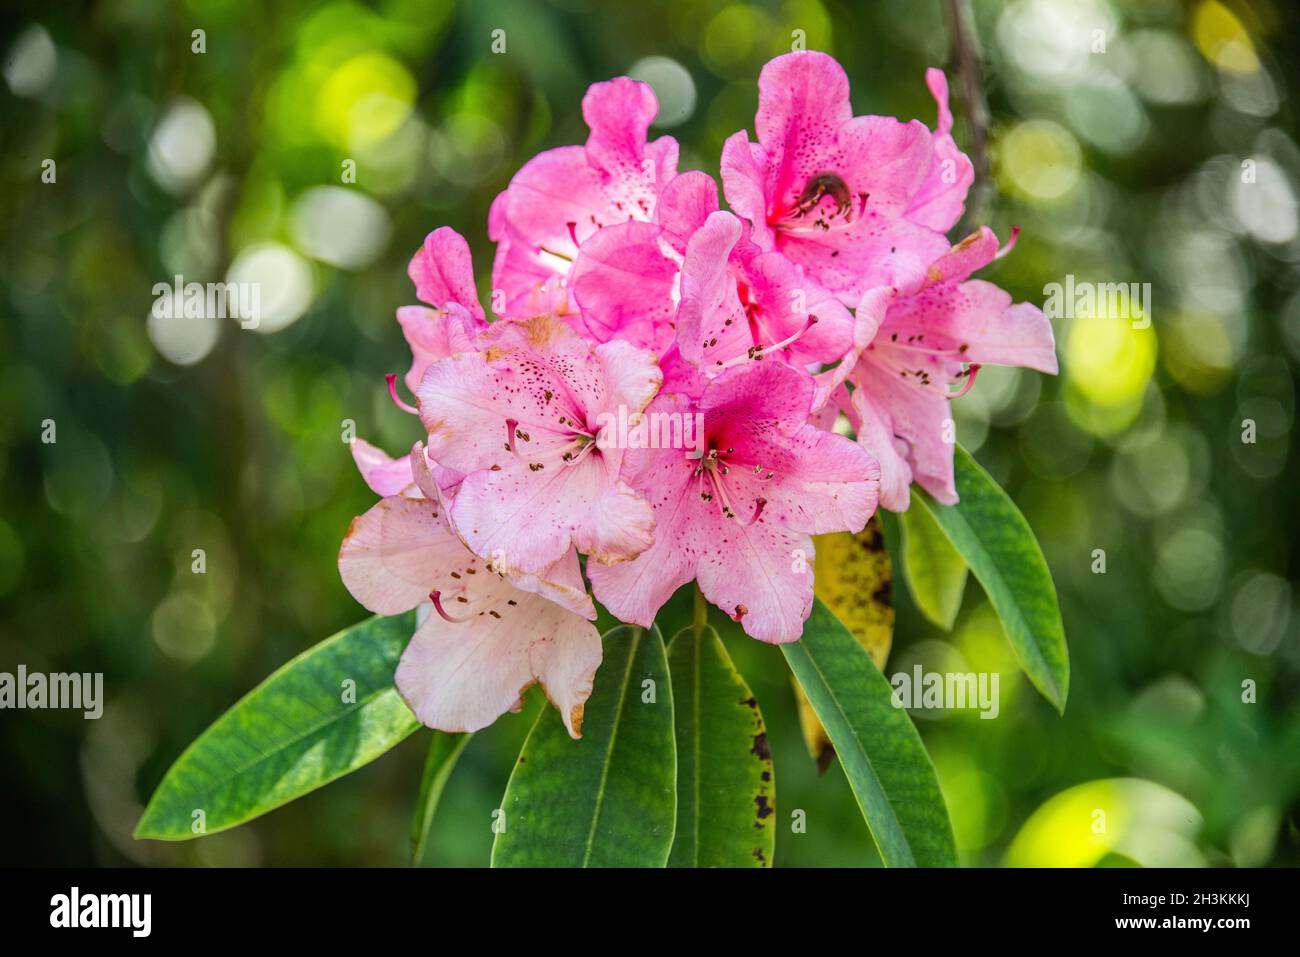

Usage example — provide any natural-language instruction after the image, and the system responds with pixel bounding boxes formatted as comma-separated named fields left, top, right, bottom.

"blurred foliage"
left=1, top=0, right=1299, bottom=867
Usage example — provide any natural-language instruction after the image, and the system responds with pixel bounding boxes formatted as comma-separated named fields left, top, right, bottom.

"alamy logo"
left=152, top=275, right=261, bottom=329
left=0, top=666, right=102, bottom=719
left=50, top=887, right=151, bottom=937
left=594, top=405, right=705, bottom=452
left=1042, top=274, right=1151, bottom=329
left=890, top=666, right=1000, bottom=719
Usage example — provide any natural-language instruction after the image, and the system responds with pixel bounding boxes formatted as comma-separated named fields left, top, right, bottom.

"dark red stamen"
left=386, top=374, right=418, bottom=415
left=431, top=590, right=473, bottom=623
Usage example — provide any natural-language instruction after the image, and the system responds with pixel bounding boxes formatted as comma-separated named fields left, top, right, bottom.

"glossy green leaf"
left=491, top=625, right=676, bottom=867
left=898, top=498, right=969, bottom=630
left=667, top=624, right=774, bottom=867
left=410, top=731, right=471, bottom=865
left=914, top=445, right=1069, bottom=711
left=135, top=613, right=420, bottom=841
left=783, top=599, right=956, bottom=867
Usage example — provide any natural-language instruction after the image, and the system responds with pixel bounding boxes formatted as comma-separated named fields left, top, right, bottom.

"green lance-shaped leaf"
left=410, top=732, right=471, bottom=866
left=898, top=499, right=969, bottom=630
left=783, top=599, right=956, bottom=867
left=667, top=624, right=775, bottom=868
left=913, top=445, right=1069, bottom=712
left=135, top=613, right=421, bottom=841
left=492, top=624, right=676, bottom=867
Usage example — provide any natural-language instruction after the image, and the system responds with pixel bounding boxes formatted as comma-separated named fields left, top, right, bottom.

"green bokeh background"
left=1, top=0, right=1298, bottom=866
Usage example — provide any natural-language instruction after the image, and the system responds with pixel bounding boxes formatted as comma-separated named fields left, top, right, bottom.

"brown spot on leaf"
left=815, top=745, right=836, bottom=775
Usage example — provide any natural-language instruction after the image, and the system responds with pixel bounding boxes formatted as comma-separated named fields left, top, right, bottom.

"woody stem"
left=944, top=0, right=991, bottom=225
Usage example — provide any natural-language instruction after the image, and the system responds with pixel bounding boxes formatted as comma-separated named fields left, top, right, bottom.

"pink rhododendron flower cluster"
left=339, top=52, right=1057, bottom=739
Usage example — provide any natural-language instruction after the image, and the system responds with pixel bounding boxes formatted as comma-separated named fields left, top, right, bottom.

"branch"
left=943, top=0, right=993, bottom=223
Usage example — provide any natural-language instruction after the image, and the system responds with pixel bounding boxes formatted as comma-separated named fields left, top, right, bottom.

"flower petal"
left=338, top=495, right=464, bottom=615
left=570, top=220, right=679, bottom=352
left=395, top=585, right=602, bottom=738
left=656, top=170, right=721, bottom=252
left=396, top=303, right=481, bottom=394
left=813, top=284, right=893, bottom=409
left=697, top=523, right=815, bottom=644
left=906, top=69, right=975, bottom=233
left=449, top=456, right=655, bottom=574
left=890, top=278, right=1059, bottom=375
left=407, top=227, right=486, bottom=322
left=849, top=387, right=916, bottom=512
left=676, top=211, right=751, bottom=369
left=720, top=130, right=773, bottom=247
left=582, top=76, right=674, bottom=180
left=851, top=356, right=957, bottom=505
left=776, top=212, right=949, bottom=305
left=350, top=437, right=415, bottom=497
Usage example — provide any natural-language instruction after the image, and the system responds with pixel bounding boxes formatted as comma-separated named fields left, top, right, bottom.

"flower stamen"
left=430, top=590, right=473, bottom=623
left=386, top=374, right=419, bottom=415
left=716, top=315, right=819, bottom=370
left=946, top=363, right=982, bottom=399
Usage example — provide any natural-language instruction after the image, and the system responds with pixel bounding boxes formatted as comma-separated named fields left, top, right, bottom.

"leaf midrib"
left=580, top=627, right=643, bottom=867
left=691, top=629, right=702, bottom=867
left=921, top=491, right=1062, bottom=704
left=153, top=682, right=404, bottom=829
left=795, top=640, right=915, bottom=867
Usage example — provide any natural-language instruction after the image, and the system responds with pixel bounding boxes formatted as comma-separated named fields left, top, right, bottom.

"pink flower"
left=489, top=77, right=680, bottom=320
left=339, top=490, right=601, bottom=738
left=588, top=361, right=880, bottom=643
left=335, top=51, right=1061, bottom=727
left=720, top=52, right=963, bottom=306
left=415, top=314, right=662, bottom=575
left=843, top=228, right=1058, bottom=510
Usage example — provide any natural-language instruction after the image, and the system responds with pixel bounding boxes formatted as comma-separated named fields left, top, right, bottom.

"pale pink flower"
left=339, top=487, right=601, bottom=738
left=415, top=315, right=662, bottom=575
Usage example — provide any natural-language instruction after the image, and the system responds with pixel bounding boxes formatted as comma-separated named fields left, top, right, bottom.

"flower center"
left=693, top=446, right=771, bottom=525
left=866, top=335, right=983, bottom=399
left=505, top=418, right=599, bottom=470
left=429, top=564, right=520, bottom=626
